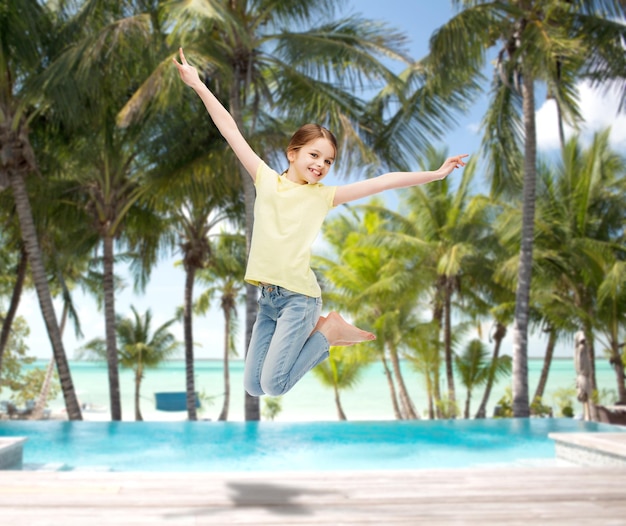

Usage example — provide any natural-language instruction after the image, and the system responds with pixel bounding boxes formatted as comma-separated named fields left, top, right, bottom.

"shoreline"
left=20, top=357, right=617, bottom=423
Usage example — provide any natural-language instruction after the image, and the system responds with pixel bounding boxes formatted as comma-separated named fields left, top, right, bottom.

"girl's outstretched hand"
left=435, top=154, right=469, bottom=180
left=172, top=48, right=201, bottom=88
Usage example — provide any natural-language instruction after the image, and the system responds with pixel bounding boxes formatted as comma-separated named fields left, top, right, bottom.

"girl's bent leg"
left=259, top=291, right=324, bottom=396
left=265, top=331, right=330, bottom=394
left=244, top=305, right=276, bottom=396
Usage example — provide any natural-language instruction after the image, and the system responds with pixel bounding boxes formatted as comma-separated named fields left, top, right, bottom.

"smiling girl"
left=173, top=48, right=467, bottom=396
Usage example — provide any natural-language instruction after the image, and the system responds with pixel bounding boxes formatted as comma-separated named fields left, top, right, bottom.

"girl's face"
left=286, top=137, right=335, bottom=185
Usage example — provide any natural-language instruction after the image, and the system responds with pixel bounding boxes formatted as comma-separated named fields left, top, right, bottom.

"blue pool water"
left=0, top=419, right=619, bottom=472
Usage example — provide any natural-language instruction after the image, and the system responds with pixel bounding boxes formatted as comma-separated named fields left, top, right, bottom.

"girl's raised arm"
left=333, top=154, right=468, bottom=206
left=172, top=48, right=261, bottom=181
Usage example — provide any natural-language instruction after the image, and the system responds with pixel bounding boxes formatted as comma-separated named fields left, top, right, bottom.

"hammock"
left=154, top=392, right=200, bottom=412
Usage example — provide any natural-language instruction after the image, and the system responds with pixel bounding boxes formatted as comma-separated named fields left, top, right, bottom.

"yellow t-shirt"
left=244, top=161, right=337, bottom=297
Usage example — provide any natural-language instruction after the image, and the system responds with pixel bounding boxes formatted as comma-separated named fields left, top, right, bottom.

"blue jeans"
left=244, top=285, right=329, bottom=396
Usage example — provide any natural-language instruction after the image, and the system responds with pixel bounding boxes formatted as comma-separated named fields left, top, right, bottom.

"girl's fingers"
left=446, top=155, right=467, bottom=169
left=451, top=154, right=468, bottom=167
left=179, top=47, right=187, bottom=65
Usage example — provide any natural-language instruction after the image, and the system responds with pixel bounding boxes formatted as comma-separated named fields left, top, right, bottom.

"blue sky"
left=18, top=2, right=626, bottom=361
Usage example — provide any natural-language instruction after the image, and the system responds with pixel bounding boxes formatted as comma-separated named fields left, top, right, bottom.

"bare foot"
left=316, top=312, right=376, bottom=346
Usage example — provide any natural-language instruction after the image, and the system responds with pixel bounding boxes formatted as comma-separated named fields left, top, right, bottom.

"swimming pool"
left=0, top=419, right=619, bottom=472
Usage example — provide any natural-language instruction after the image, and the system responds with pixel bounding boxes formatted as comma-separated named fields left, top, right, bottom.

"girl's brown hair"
left=285, top=124, right=338, bottom=159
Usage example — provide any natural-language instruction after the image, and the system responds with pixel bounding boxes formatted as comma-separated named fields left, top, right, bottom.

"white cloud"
left=536, top=81, right=626, bottom=152
left=535, top=98, right=561, bottom=150
left=467, top=121, right=481, bottom=135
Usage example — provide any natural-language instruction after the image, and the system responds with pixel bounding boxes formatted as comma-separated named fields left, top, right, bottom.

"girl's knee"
left=259, top=374, right=290, bottom=397
left=244, top=376, right=265, bottom=397
left=260, top=383, right=289, bottom=397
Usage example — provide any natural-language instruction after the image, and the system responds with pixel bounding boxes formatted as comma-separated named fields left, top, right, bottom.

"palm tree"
left=494, top=161, right=581, bottom=409
left=40, top=0, right=169, bottom=420
left=407, top=153, right=488, bottom=416
left=0, top=127, right=102, bottom=416
left=534, top=131, right=625, bottom=402
left=377, top=150, right=491, bottom=417
left=312, top=346, right=370, bottom=420
left=474, top=321, right=509, bottom=419
left=13, top=155, right=108, bottom=419
left=31, top=292, right=72, bottom=421
left=318, top=202, right=420, bottom=419
left=371, top=307, right=421, bottom=420
left=404, top=321, right=442, bottom=420
left=596, top=261, right=626, bottom=403
left=79, top=306, right=181, bottom=421
left=0, top=0, right=82, bottom=420
left=471, top=224, right=516, bottom=419
left=196, top=234, right=246, bottom=421
left=152, top=125, right=243, bottom=420
left=426, top=0, right=626, bottom=416
left=455, top=339, right=511, bottom=419
left=124, top=0, right=463, bottom=420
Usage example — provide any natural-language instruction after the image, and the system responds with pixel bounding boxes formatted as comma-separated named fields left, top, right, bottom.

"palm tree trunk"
left=134, top=366, right=143, bottom=421
left=532, top=329, right=557, bottom=404
left=443, top=283, right=457, bottom=417
left=381, top=354, right=402, bottom=419
left=7, top=169, right=82, bottom=420
left=578, top=328, right=598, bottom=421
left=0, top=244, right=27, bottom=378
left=32, top=302, right=69, bottom=419
left=229, top=81, right=260, bottom=422
left=333, top=385, right=347, bottom=420
left=610, top=342, right=626, bottom=404
left=584, top=314, right=598, bottom=393
left=475, top=322, right=506, bottom=419
left=243, top=282, right=259, bottom=420
left=425, top=370, right=435, bottom=420
left=388, top=342, right=418, bottom=419
left=511, top=71, right=538, bottom=418
left=432, top=303, right=444, bottom=419
left=183, top=266, right=197, bottom=420
left=218, top=308, right=231, bottom=421
left=464, top=389, right=471, bottom=419
left=103, top=233, right=122, bottom=420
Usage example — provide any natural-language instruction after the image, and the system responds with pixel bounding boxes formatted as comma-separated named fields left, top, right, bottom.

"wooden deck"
left=1, top=466, right=626, bottom=524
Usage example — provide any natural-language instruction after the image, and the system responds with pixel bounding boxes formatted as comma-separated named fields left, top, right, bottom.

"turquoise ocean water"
left=33, top=358, right=617, bottom=422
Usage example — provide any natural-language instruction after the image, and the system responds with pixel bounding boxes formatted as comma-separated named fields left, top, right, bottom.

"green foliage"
left=530, top=396, right=553, bottom=418
left=595, top=388, right=618, bottom=406
left=2, top=0, right=625, bottom=424
left=552, top=387, right=576, bottom=418
left=77, top=306, right=181, bottom=368
left=312, top=346, right=369, bottom=390
left=497, top=390, right=555, bottom=418
left=455, top=340, right=491, bottom=389
left=76, top=306, right=181, bottom=420
left=12, top=366, right=60, bottom=406
left=494, top=387, right=513, bottom=418
left=196, top=388, right=216, bottom=417
left=455, top=338, right=512, bottom=418
left=0, top=317, right=33, bottom=393
left=434, top=396, right=460, bottom=420
left=262, top=397, right=282, bottom=421
left=0, top=316, right=59, bottom=406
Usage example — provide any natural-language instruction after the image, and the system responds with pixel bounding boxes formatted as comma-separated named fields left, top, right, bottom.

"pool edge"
left=550, top=432, right=626, bottom=467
